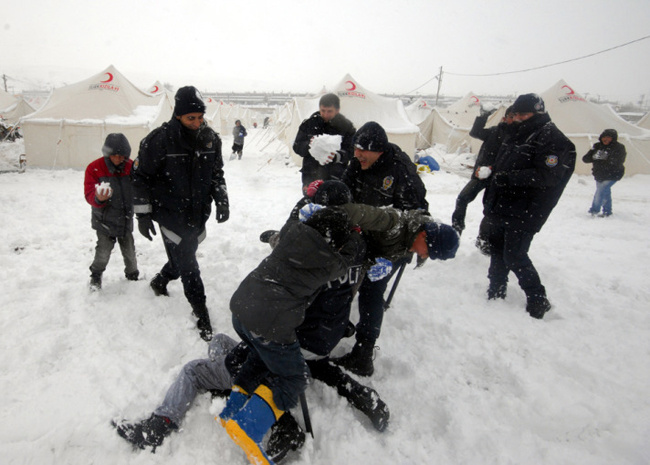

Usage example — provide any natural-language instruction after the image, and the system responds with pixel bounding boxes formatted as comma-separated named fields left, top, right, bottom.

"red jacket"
left=84, top=156, right=134, bottom=237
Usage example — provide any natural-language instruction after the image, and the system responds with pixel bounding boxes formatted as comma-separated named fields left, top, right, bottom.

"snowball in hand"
left=309, top=134, right=342, bottom=165
left=476, top=166, right=492, bottom=179
left=95, top=181, right=113, bottom=198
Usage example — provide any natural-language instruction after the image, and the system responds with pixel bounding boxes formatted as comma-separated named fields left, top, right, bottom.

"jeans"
left=232, top=316, right=310, bottom=411
left=589, top=179, right=617, bottom=215
left=154, top=334, right=238, bottom=425
left=159, top=227, right=206, bottom=307
left=89, top=230, right=138, bottom=276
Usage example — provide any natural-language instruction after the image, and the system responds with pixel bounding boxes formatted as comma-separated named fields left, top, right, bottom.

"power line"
left=407, top=34, right=650, bottom=93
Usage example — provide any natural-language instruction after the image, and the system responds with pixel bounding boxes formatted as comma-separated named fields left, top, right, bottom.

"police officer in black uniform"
left=477, top=93, right=575, bottom=319
left=133, top=86, right=229, bottom=341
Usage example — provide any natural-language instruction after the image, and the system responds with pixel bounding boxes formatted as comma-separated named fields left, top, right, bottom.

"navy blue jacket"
left=132, top=118, right=227, bottom=235
left=483, top=113, right=576, bottom=232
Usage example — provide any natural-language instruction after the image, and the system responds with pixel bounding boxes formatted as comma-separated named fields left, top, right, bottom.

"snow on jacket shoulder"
left=483, top=113, right=576, bottom=232
left=132, top=118, right=226, bottom=234
left=230, top=220, right=364, bottom=344
left=84, top=157, right=134, bottom=237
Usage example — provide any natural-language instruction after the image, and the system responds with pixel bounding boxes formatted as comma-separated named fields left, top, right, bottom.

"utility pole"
left=435, top=66, right=443, bottom=106
left=2, top=74, right=7, bottom=92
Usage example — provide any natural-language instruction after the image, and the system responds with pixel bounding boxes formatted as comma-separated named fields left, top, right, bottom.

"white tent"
left=1, top=97, right=36, bottom=124
left=439, top=92, right=482, bottom=128
left=635, top=112, right=650, bottom=130
left=274, top=74, right=419, bottom=166
left=21, top=65, right=169, bottom=169
left=405, top=98, right=433, bottom=125
left=416, top=92, right=490, bottom=153
left=540, top=80, right=650, bottom=176
left=0, top=89, right=20, bottom=111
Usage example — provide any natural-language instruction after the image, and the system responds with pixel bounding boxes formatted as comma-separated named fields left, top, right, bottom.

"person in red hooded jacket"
left=84, top=133, right=139, bottom=291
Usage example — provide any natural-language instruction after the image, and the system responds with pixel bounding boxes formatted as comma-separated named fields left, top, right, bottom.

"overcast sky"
left=3, top=0, right=650, bottom=103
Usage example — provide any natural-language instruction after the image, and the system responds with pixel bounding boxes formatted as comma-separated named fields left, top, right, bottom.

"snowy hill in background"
left=0, top=130, right=649, bottom=465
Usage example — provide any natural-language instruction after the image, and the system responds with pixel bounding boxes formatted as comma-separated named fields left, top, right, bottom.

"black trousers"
left=452, top=177, right=489, bottom=230
left=160, top=227, right=206, bottom=307
left=477, top=215, right=546, bottom=299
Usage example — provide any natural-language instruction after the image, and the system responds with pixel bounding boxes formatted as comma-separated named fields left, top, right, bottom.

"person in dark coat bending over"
left=219, top=208, right=364, bottom=465
left=293, top=93, right=356, bottom=191
left=132, top=86, right=229, bottom=341
left=476, top=93, right=576, bottom=319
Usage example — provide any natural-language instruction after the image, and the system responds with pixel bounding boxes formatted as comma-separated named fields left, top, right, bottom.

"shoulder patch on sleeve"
left=545, top=155, right=559, bottom=167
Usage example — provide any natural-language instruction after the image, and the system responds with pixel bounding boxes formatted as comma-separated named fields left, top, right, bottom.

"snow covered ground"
left=1, top=129, right=649, bottom=465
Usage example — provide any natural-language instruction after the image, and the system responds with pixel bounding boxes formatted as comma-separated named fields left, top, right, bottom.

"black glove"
left=494, top=172, right=509, bottom=188
left=216, top=204, right=230, bottom=223
left=137, top=214, right=157, bottom=241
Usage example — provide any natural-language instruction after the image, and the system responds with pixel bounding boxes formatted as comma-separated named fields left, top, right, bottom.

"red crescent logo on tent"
left=101, top=73, right=114, bottom=83
left=562, top=85, right=575, bottom=95
left=346, top=81, right=356, bottom=91
left=471, top=96, right=480, bottom=103
left=152, top=85, right=159, bottom=93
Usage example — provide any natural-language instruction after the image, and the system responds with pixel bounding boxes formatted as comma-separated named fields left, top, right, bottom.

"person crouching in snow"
left=84, top=133, right=139, bottom=290
left=220, top=208, right=365, bottom=465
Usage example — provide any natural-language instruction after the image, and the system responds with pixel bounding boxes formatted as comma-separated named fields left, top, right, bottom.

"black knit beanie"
left=174, top=86, right=206, bottom=116
left=353, top=121, right=389, bottom=152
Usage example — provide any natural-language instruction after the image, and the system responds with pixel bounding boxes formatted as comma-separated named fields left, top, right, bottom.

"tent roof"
left=299, top=73, right=418, bottom=134
left=541, top=79, right=650, bottom=138
left=0, top=89, right=19, bottom=111
left=23, top=65, right=157, bottom=122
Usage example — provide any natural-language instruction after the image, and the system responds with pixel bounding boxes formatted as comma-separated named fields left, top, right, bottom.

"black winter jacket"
left=230, top=220, right=365, bottom=344
left=132, top=118, right=228, bottom=234
left=469, top=114, right=514, bottom=176
left=342, top=143, right=429, bottom=212
left=293, top=111, right=356, bottom=181
left=483, top=113, right=576, bottom=232
left=582, top=130, right=626, bottom=182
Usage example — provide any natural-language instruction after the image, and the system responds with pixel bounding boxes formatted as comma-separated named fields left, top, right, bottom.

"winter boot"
left=487, top=282, right=507, bottom=300
left=526, top=295, right=551, bottom=319
left=191, top=302, right=213, bottom=342
left=89, top=273, right=102, bottom=291
left=113, top=413, right=177, bottom=452
left=333, top=340, right=375, bottom=377
left=125, top=270, right=139, bottom=281
left=218, top=385, right=249, bottom=427
left=265, top=412, right=306, bottom=463
left=341, top=379, right=390, bottom=432
left=224, top=384, right=284, bottom=465
left=150, top=273, right=169, bottom=296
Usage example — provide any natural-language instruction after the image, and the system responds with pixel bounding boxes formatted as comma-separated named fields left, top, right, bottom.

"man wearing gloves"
left=337, top=121, right=429, bottom=376
left=84, top=133, right=139, bottom=290
left=132, top=86, right=229, bottom=341
left=477, top=93, right=575, bottom=319
left=451, top=106, right=515, bottom=234
left=293, top=93, right=356, bottom=190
